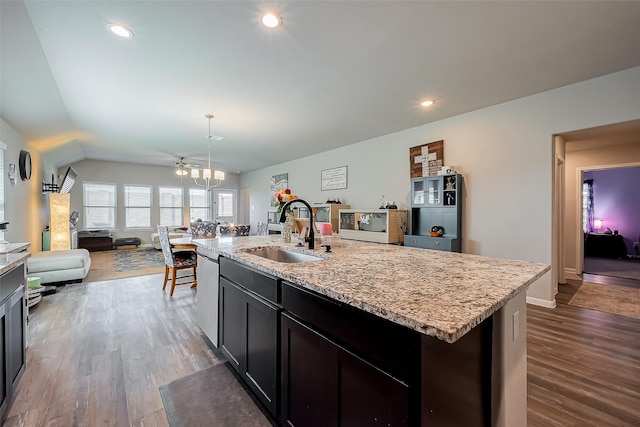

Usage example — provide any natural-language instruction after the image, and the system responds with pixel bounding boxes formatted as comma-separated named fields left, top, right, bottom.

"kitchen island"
left=194, top=235, right=549, bottom=426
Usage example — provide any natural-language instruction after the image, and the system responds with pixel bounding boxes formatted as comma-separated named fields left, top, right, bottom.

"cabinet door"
left=425, top=176, right=442, bottom=206
left=412, top=177, right=444, bottom=207
left=404, top=235, right=454, bottom=252
left=337, top=347, right=409, bottom=426
left=0, top=302, right=7, bottom=421
left=281, top=314, right=336, bottom=427
left=244, top=292, right=279, bottom=417
left=219, top=278, right=244, bottom=372
left=7, top=287, right=25, bottom=394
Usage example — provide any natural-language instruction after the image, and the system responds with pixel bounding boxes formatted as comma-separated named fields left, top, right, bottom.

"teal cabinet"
left=405, top=174, right=462, bottom=252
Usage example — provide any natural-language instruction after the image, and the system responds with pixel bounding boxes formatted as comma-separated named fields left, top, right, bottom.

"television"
left=58, top=167, right=77, bottom=194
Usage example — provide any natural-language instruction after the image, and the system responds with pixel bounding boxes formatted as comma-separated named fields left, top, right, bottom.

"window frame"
left=124, top=184, right=153, bottom=229
left=83, top=181, right=117, bottom=230
left=158, top=186, right=184, bottom=226
left=214, top=188, right=237, bottom=223
left=188, top=187, right=211, bottom=222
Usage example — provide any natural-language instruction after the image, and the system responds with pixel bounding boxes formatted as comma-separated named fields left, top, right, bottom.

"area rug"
left=569, top=281, right=640, bottom=319
left=583, top=256, right=640, bottom=281
left=159, top=363, right=272, bottom=427
left=85, top=248, right=165, bottom=282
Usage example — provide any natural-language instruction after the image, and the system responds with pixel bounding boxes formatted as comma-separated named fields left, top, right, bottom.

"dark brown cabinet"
left=281, top=313, right=335, bottom=427
left=7, top=287, right=26, bottom=396
left=219, top=277, right=244, bottom=371
left=0, top=264, right=27, bottom=423
left=244, top=290, right=279, bottom=415
left=219, top=259, right=280, bottom=417
left=281, top=313, right=409, bottom=426
left=217, top=258, right=492, bottom=426
left=0, top=302, right=7, bottom=420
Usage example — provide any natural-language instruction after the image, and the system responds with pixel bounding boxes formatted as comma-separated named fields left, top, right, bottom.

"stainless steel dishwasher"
left=196, top=249, right=219, bottom=347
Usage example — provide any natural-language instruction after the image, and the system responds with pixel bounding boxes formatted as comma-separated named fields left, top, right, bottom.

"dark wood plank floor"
left=4, top=274, right=221, bottom=427
left=528, top=277, right=640, bottom=426
left=4, top=273, right=639, bottom=426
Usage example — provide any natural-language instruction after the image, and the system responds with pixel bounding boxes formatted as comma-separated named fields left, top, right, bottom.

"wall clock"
left=19, top=150, right=31, bottom=181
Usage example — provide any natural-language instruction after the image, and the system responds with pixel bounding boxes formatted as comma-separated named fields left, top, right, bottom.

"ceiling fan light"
left=175, top=169, right=188, bottom=176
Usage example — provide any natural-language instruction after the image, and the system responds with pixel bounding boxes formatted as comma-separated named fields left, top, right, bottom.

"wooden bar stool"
left=157, top=226, right=197, bottom=296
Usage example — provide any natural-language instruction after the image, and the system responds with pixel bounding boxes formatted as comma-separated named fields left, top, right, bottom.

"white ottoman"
left=27, top=249, right=92, bottom=284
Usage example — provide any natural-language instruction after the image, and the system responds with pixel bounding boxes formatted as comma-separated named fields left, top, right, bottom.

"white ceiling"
left=2, top=1, right=640, bottom=173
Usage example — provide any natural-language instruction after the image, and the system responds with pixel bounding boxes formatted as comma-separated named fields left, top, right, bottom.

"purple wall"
left=584, top=166, right=640, bottom=256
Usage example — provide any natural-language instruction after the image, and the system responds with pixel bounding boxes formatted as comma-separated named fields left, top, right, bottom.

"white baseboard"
left=526, top=296, right=556, bottom=308
left=564, top=268, right=581, bottom=281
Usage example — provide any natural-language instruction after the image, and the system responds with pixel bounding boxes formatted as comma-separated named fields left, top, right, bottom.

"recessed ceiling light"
left=261, top=12, right=282, bottom=28
left=420, top=100, right=435, bottom=107
left=107, top=23, right=134, bottom=38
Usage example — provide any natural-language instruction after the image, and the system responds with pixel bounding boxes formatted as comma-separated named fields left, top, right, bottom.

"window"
left=215, top=189, right=237, bottom=222
left=159, top=186, right=184, bottom=226
left=83, top=182, right=117, bottom=229
left=189, top=188, right=210, bottom=221
left=124, top=185, right=152, bottom=228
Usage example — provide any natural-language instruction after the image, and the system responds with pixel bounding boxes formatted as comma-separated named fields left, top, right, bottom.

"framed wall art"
left=321, top=166, right=347, bottom=191
left=410, top=140, right=444, bottom=177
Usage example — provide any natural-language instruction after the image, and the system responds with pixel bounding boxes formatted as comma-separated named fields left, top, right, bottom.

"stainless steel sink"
left=242, top=247, right=324, bottom=263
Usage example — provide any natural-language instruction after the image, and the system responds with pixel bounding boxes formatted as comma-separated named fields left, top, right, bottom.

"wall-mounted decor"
left=8, top=164, right=17, bottom=186
left=410, top=140, right=444, bottom=177
left=321, top=166, right=347, bottom=191
left=270, top=173, right=288, bottom=207
left=270, top=173, right=288, bottom=191
left=19, top=149, right=32, bottom=180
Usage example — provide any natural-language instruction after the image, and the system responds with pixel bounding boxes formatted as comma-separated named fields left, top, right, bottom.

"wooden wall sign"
left=410, top=140, right=444, bottom=178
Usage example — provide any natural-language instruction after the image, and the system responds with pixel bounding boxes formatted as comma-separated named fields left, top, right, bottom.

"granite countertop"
left=195, top=235, right=550, bottom=343
left=0, top=243, right=31, bottom=276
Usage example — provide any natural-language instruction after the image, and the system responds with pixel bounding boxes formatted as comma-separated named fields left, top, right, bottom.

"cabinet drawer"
left=282, top=282, right=419, bottom=381
left=404, top=235, right=459, bottom=252
left=0, top=265, right=23, bottom=304
left=220, top=257, right=280, bottom=303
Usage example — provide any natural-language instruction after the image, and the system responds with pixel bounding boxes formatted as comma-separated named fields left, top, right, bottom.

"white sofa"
left=27, top=249, right=91, bottom=285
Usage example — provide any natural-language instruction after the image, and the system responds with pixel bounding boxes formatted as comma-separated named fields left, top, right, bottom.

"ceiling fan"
left=174, top=157, right=199, bottom=180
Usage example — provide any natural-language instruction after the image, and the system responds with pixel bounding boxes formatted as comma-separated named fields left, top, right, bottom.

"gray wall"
left=63, top=159, right=241, bottom=246
left=1, top=117, right=56, bottom=248
left=241, top=66, right=640, bottom=307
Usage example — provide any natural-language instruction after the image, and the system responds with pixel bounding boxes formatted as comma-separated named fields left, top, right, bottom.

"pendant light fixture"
left=191, top=114, right=225, bottom=191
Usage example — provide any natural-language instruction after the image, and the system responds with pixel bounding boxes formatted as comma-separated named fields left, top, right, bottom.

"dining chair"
left=157, top=225, right=197, bottom=296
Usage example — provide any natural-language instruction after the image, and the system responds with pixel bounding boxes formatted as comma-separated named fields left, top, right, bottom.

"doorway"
left=555, top=120, right=640, bottom=279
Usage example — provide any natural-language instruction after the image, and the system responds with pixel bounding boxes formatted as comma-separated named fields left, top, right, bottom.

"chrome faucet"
left=279, top=199, right=315, bottom=249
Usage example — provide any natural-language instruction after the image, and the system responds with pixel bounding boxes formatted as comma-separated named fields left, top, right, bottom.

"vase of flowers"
left=275, top=188, right=298, bottom=243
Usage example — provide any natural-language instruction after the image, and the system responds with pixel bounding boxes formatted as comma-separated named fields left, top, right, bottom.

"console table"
left=78, top=230, right=113, bottom=252
left=585, top=233, right=628, bottom=259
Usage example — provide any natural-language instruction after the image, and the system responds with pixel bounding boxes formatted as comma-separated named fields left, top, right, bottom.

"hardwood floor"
left=4, top=274, right=221, bottom=427
left=528, top=277, right=640, bottom=426
left=4, top=273, right=639, bottom=426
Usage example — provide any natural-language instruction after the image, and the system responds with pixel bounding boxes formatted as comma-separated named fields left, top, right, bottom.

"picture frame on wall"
left=270, top=173, right=288, bottom=207
left=321, top=166, right=347, bottom=191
